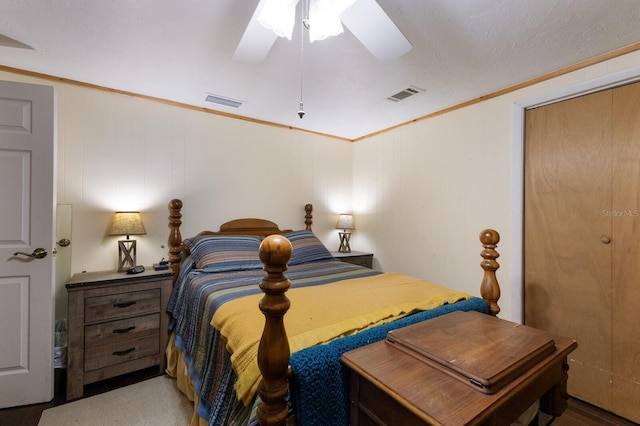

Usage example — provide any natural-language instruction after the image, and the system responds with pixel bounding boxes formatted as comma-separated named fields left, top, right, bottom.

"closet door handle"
left=600, top=235, right=611, bottom=244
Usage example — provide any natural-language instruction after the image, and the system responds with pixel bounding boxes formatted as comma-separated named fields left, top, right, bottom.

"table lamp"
left=108, top=211, right=146, bottom=271
left=336, top=214, right=355, bottom=253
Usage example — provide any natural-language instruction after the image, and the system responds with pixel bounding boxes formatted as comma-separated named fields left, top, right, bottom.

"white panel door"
left=0, top=80, right=55, bottom=407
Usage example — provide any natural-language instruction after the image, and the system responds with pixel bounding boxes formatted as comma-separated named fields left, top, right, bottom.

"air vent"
left=204, top=93, right=244, bottom=108
left=387, top=85, right=425, bottom=102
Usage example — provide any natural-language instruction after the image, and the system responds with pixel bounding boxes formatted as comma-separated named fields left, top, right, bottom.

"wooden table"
left=342, top=312, right=577, bottom=426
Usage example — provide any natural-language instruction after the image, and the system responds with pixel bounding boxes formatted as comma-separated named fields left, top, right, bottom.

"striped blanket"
left=167, top=258, right=381, bottom=425
left=167, top=258, right=484, bottom=426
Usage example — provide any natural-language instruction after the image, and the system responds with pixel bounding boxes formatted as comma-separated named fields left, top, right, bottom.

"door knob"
left=600, top=236, right=611, bottom=244
left=13, top=248, right=48, bottom=259
left=57, top=238, right=71, bottom=247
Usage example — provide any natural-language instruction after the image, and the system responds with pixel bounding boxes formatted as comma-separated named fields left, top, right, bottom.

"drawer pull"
left=113, top=301, right=137, bottom=308
left=112, top=348, right=136, bottom=357
left=112, top=326, right=136, bottom=334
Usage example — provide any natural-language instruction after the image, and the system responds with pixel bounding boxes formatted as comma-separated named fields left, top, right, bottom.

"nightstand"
left=65, top=268, right=173, bottom=400
left=331, top=251, right=373, bottom=269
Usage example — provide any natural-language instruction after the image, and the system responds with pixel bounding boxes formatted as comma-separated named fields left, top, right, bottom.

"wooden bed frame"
left=167, top=198, right=502, bottom=426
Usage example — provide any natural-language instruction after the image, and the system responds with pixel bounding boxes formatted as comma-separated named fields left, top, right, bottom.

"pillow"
left=186, top=235, right=263, bottom=271
left=284, top=230, right=335, bottom=265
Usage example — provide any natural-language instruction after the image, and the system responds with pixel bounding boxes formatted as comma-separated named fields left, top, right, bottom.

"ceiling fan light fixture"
left=235, top=0, right=412, bottom=63
left=257, top=0, right=299, bottom=40
left=308, top=0, right=354, bottom=42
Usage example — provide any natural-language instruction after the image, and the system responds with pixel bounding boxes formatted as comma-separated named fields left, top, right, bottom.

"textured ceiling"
left=1, top=0, right=640, bottom=140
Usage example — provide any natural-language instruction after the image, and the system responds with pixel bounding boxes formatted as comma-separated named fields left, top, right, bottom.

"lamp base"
left=117, top=239, right=137, bottom=272
left=338, top=232, right=352, bottom=253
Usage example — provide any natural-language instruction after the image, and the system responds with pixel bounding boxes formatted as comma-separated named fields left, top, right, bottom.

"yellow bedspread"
left=211, top=272, right=471, bottom=405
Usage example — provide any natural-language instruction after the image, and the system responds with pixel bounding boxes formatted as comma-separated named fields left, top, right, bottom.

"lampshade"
left=308, top=0, right=355, bottom=42
left=336, top=214, right=355, bottom=230
left=108, top=212, right=146, bottom=239
left=257, top=0, right=298, bottom=40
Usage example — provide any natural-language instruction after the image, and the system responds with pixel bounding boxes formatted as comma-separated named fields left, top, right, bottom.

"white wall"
left=352, top=50, right=640, bottom=322
left=0, top=70, right=353, bottom=317
left=4, top=48, right=640, bottom=323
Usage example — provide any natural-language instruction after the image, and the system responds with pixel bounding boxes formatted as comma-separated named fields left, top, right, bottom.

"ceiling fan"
left=233, top=0, right=412, bottom=63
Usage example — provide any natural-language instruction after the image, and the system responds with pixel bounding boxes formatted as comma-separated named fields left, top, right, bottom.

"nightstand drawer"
left=344, top=256, right=373, bottom=268
left=85, top=313, right=160, bottom=349
left=331, top=251, right=374, bottom=269
left=84, top=334, right=159, bottom=372
left=85, top=289, right=160, bottom=323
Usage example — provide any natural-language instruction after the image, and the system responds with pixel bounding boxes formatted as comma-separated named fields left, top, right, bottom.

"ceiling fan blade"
left=232, top=0, right=279, bottom=63
left=0, top=33, right=33, bottom=50
left=341, top=0, right=412, bottom=62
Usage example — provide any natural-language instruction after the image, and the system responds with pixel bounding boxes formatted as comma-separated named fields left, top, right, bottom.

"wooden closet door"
left=524, top=90, right=613, bottom=410
left=611, top=82, right=640, bottom=422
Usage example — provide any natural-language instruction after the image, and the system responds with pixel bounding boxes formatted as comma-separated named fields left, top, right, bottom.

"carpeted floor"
left=38, top=375, right=192, bottom=426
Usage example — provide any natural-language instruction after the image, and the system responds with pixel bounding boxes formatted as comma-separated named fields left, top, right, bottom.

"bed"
left=164, top=198, right=502, bottom=426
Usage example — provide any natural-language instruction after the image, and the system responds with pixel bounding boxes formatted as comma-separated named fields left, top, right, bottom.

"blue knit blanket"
left=288, top=297, right=490, bottom=426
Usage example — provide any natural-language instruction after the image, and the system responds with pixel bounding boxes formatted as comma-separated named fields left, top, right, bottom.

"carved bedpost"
left=479, top=229, right=501, bottom=316
left=304, top=204, right=313, bottom=231
left=257, top=235, right=293, bottom=426
left=168, top=199, right=183, bottom=282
